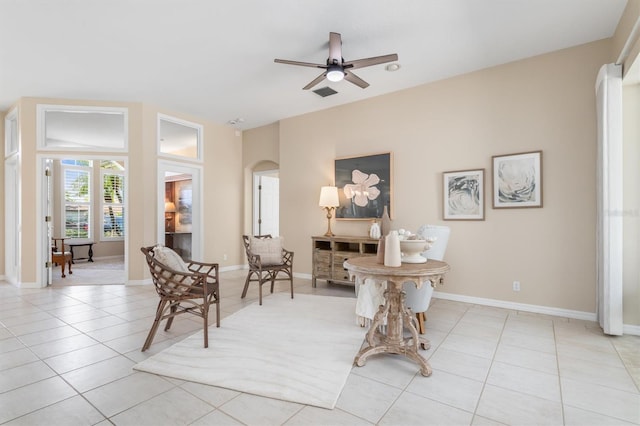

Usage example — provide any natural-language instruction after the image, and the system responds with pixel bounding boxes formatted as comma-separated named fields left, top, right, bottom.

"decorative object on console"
left=492, top=151, right=542, bottom=208
left=383, top=230, right=401, bottom=267
left=335, top=152, right=392, bottom=220
left=380, top=205, right=391, bottom=236
left=318, top=186, right=340, bottom=237
left=369, top=220, right=381, bottom=239
left=443, top=169, right=485, bottom=220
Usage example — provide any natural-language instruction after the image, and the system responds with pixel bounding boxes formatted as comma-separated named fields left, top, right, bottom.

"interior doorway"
left=253, top=169, right=279, bottom=236
left=158, top=161, right=202, bottom=261
left=40, top=156, right=127, bottom=287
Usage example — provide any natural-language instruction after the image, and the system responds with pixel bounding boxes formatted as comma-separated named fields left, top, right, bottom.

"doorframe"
left=4, top=154, right=20, bottom=285
left=36, top=154, right=129, bottom=287
left=157, top=160, right=203, bottom=260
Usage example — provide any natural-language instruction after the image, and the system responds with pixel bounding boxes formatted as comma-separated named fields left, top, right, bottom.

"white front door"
left=253, top=171, right=279, bottom=236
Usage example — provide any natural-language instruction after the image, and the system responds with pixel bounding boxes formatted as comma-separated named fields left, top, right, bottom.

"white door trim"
left=36, top=154, right=129, bottom=288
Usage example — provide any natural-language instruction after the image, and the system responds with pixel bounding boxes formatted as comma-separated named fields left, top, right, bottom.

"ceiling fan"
left=274, top=32, right=398, bottom=90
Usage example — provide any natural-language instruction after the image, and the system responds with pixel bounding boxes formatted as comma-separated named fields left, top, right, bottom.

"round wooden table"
left=344, top=256, right=450, bottom=376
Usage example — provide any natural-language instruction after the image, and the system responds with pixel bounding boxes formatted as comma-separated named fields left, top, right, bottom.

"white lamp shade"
left=319, top=186, right=340, bottom=207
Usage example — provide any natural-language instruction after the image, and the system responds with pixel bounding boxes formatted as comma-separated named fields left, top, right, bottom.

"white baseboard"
left=15, top=281, right=41, bottom=289
left=220, top=264, right=244, bottom=273
left=623, top=324, right=640, bottom=336
left=126, top=279, right=151, bottom=286
left=92, top=255, right=125, bottom=261
left=434, top=292, right=640, bottom=336
left=295, top=272, right=313, bottom=280
left=433, top=291, right=596, bottom=321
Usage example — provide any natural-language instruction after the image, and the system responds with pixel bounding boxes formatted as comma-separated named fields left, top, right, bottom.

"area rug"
left=133, top=293, right=366, bottom=409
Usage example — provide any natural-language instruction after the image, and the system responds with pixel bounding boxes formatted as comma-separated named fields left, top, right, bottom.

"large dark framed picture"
left=492, top=150, right=543, bottom=208
left=334, top=152, right=392, bottom=220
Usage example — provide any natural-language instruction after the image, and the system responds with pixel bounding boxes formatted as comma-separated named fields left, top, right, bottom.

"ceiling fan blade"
left=303, top=72, right=328, bottom=90
left=344, top=71, right=369, bottom=89
left=344, top=53, right=399, bottom=70
left=274, top=59, right=327, bottom=69
left=328, top=32, right=342, bottom=64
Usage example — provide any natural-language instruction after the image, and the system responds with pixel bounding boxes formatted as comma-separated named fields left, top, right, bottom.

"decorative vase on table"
left=376, top=235, right=385, bottom=264
left=384, top=230, right=402, bottom=267
left=380, top=205, right=391, bottom=236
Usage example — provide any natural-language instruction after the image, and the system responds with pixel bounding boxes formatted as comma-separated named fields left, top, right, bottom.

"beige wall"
left=275, top=39, right=613, bottom=316
left=200, top=113, right=244, bottom=267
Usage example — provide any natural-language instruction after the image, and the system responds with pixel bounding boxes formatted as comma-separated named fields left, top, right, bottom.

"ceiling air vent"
left=313, top=86, right=338, bottom=98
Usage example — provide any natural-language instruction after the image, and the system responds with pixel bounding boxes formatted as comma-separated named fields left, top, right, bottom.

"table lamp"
left=165, top=201, right=176, bottom=231
left=319, top=186, right=339, bottom=237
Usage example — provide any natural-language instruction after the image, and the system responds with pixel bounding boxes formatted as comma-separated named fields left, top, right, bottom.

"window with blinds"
left=62, top=162, right=92, bottom=239
left=101, top=160, right=125, bottom=240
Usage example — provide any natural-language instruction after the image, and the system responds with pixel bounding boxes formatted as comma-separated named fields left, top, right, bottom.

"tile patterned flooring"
left=0, top=269, right=639, bottom=425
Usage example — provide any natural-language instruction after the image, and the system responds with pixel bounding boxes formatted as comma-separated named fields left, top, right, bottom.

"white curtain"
left=595, top=63, right=623, bottom=335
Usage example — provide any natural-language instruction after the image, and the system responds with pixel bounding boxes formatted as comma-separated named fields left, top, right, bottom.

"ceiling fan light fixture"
left=326, top=65, right=344, bottom=82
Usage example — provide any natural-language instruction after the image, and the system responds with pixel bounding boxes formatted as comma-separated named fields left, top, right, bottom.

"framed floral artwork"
left=334, top=152, right=392, bottom=220
left=443, top=169, right=485, bottom=220
left=492, top=151, right=543, bottom=208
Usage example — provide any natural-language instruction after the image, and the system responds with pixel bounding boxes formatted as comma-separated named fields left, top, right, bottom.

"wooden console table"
left=311, top=236, right=379, bottom=287
left=68, top=241, right=94, bottom=263
left=344, top=256, right=450, bottom=376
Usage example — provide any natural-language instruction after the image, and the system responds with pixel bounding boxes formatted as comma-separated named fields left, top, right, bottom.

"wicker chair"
left=241, top=235, right=294, bottom=305
left=140, top=246, right=220, bottom=352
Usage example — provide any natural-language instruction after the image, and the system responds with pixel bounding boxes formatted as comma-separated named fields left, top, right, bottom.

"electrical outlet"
left=223, top=254, right=228, bottom=261
left=513, top=281, right=521, bottom=292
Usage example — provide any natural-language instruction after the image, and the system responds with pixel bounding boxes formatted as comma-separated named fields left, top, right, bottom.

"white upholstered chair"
left=403, top=225, right=451, bottom=334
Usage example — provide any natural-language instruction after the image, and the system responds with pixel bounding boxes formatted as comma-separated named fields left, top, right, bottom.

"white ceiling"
left=0, top=0, right=628, bottom=131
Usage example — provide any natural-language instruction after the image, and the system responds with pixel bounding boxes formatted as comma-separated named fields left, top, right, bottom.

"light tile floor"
left=1, top=269, right=639, bottom=425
